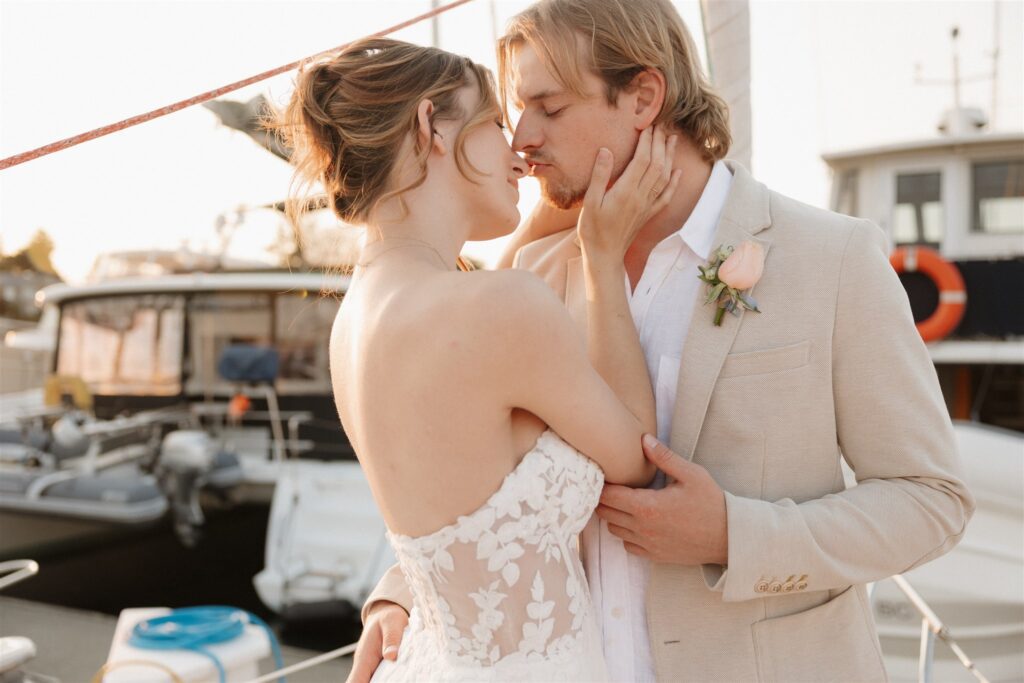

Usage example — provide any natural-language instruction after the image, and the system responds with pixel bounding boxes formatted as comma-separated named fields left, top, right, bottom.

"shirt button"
left=611, top=607, right=624, bottom=619
left=755, top=580, right=770, bottom=593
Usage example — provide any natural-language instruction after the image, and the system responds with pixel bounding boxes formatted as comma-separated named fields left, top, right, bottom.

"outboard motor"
left=49, top=412, right=92, bottom=460
left=159, top=430, right=244, bottom=546
left=159, top=431, right=214, bottom=547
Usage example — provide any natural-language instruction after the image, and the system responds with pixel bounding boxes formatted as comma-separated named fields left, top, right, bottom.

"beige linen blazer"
left=362, top=161, right=974, bottom=682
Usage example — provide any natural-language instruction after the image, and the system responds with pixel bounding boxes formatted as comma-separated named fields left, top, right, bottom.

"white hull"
left=253, top=458, right=394, bottom=618
left=875, top=422, right=1024, bottom=682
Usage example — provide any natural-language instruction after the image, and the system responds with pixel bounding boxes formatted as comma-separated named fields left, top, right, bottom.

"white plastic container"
left=102, top=607, right=271, bottom=683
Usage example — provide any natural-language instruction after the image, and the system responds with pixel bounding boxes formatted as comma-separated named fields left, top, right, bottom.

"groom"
left=351, top=0, right=974, bottom=681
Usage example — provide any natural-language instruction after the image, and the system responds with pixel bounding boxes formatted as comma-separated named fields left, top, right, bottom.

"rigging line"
left=0, top=0, right=476, bottom=171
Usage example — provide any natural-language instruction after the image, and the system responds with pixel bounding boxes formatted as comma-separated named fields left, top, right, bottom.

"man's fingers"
left=623, top=541, right=651, bottom=558
left=379, top=609, right=409, bottom=661
left=607, top=522, right=644, bottom=545
left=583, top=147, right=613, bottom=209
left=641, top=433, right=694, bottom=480
left=599, top=483, right=643, bottom=512
left=595, top=502, right=636, bottom=529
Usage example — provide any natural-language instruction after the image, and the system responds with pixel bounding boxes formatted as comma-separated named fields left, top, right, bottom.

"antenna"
left=913, top=25, right=996, bottom=133
left=917, top=25, right=995, bottom=116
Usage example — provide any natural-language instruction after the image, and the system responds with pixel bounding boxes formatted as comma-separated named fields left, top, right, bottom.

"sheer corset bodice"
left=373, top=430, right=609, bottom=682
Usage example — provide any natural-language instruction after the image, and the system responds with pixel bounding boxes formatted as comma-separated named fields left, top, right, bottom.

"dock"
left=0, top=597, right=352, bottom=682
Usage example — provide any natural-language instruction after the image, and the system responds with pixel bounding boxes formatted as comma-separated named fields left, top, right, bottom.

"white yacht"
left=823, top=106, right=1023, bottom=682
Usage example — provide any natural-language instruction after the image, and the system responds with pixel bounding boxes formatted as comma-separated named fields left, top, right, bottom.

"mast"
left=431, top=0, right=441, bottom=48
left=699, top=0, right=752, bottom=170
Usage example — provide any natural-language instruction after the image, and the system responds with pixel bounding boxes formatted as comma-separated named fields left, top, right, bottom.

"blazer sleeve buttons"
left=755, top=575, right=809, bottom=594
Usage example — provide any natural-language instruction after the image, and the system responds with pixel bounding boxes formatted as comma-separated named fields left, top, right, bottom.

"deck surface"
left=0, top=597, right=352, bottom=682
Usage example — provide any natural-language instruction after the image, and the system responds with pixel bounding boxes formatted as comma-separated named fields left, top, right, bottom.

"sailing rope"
left=0, top=0, right=476, bottom=171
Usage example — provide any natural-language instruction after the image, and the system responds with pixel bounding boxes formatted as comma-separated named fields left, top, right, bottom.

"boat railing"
left=25, top=443, right=151, bottom=499
left=246, top=642, right=357, bottom=683
left=241, top=573, right=993, bottom=683
left=876, top=574, right=991, bottom=683
left=190, top=398, right=315, bottom=460
left=0, top=559, right=39, bottom=592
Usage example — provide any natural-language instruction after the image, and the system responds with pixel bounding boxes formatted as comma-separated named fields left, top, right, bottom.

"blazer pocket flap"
left=752, top=586, right=887, bottom=683
left=721, top=340, right=810, bottom=379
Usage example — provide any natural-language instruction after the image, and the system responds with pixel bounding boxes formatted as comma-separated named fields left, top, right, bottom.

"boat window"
left=186, top=293, right=272, bottom=395
left=972, top=160, right=1024, bottom=234
left=275, top=291, right=339, bottom=392
left=893, top=172, right=943, bottom=246
left=832, top=169, right=859, bottom=216
left=56, top=295, right=185, bottom=395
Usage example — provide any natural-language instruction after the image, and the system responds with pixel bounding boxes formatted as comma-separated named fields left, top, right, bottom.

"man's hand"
left=596, top=434, right=729, bottom=565
left=346, top=602, right=409, bottom=683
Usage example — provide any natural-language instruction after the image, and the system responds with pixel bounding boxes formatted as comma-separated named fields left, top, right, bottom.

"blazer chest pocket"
left=721, top=340, right=810, bottom=379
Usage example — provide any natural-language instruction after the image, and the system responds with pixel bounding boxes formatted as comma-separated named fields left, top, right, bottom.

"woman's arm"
left=479, top=270, right=653, bottom=486
left=578, top=127, right=681, bottom=443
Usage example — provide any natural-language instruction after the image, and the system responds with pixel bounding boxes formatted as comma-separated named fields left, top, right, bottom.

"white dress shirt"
left=583, top=160, right=733, bottom=682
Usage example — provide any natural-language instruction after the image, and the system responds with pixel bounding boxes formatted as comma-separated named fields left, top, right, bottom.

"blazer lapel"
left=667, top=161, right=773, bottom=462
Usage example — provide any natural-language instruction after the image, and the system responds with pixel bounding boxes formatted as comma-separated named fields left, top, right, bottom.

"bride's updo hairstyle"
left=279, top=37, right=500, bottom=225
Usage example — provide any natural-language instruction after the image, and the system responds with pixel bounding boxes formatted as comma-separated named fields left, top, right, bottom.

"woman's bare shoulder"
left=441, top=269, right=567, bottom=332
left=397, top=269, right=574, bottom=378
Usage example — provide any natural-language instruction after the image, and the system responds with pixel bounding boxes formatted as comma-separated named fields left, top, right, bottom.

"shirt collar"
left=667, top=159, right=733, bottom=261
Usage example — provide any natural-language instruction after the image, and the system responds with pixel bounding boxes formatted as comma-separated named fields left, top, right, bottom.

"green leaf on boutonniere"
left=706, top=282, right=726, bottom=305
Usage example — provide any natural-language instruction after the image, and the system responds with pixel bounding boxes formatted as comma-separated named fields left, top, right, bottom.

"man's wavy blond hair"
left=497, top=0, right=731, bottom=162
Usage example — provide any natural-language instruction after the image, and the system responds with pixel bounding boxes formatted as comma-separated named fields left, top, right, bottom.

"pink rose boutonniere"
left=698, top=241, right=765, bottom=326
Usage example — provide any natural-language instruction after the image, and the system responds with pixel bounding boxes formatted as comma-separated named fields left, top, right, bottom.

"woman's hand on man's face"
left=576, top=126, right=681, bottom=263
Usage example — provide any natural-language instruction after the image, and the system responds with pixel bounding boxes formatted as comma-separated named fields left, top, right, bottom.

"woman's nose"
left=511, top=154, right=527, bottom=178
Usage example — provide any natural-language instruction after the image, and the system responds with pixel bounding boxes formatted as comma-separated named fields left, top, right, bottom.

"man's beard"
left=540, top=176, right=587, bottom=210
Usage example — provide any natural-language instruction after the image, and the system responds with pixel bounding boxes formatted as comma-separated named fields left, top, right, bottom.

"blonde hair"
left=276, top=37, right=500, bottom=227
left=497, top=0, right=731, bottom=162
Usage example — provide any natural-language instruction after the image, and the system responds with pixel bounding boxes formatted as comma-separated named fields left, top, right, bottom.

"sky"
left=1, top=0, right=1021, bottom=283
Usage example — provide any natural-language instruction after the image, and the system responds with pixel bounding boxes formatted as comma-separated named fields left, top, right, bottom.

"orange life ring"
left=889, top=246, right=966, bottom=342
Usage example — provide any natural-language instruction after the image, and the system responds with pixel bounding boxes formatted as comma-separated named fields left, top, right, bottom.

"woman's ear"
left=416, top=99, right=447, bottom=155
left=630, top=68, right=666, bottom=130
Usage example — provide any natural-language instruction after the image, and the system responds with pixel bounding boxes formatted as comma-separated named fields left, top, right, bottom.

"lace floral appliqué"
left=382, top=430, right=606, bottom=681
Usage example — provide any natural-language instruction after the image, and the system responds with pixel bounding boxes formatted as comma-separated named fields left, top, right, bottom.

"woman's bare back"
left=330, top=265, right=548, bottom=538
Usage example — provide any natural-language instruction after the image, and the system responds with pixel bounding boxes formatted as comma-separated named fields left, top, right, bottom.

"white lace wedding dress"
left=371, top=429, right=610, bottom=682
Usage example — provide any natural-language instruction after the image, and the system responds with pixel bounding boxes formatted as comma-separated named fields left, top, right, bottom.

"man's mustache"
left=525, top=154, right=554, bottom=166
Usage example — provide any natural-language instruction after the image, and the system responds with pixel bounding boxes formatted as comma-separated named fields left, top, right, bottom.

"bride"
left=280, top=37, right=680, bottom=681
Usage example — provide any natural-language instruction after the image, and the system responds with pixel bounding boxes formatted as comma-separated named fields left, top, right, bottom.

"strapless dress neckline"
left=386, top=429, right=599, bottom=546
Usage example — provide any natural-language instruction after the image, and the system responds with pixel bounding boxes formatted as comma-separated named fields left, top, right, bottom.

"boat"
left=823, top=105, right=1024, bottom=682
left=0, top=270, right=358, bottom=558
